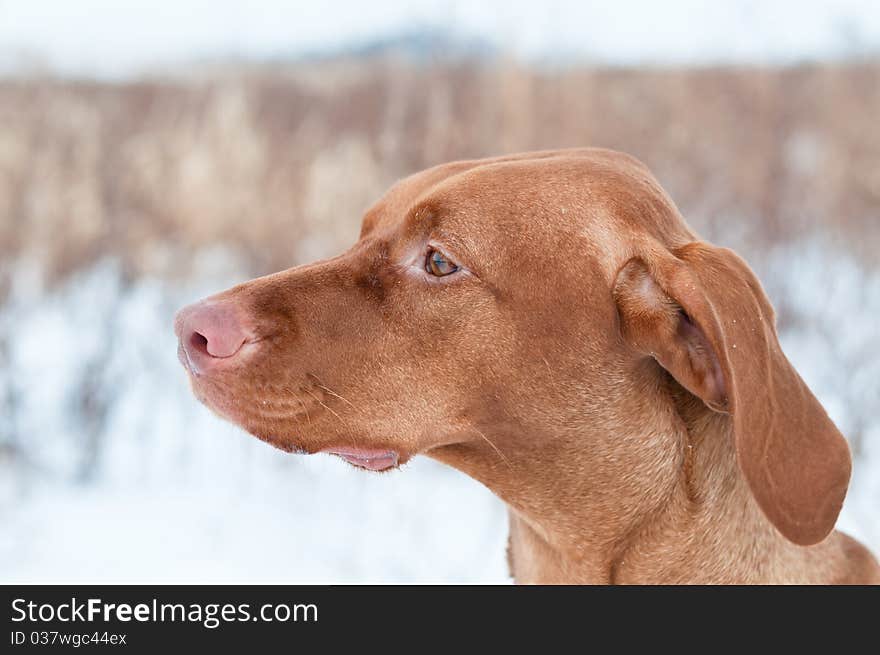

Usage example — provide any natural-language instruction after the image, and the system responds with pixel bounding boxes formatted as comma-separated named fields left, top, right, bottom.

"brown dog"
left=175, top=148, right=879, bottom=584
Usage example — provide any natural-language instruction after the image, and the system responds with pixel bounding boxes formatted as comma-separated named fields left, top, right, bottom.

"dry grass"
left=1, top=58, right=879, bottom=285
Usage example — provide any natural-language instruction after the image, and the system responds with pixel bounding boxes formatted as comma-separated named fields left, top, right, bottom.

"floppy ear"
left=613, top=241, right=851, bottom=545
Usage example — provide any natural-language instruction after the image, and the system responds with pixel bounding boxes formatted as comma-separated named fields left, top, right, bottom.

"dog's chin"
left=188, top=378, right=409, bottom=471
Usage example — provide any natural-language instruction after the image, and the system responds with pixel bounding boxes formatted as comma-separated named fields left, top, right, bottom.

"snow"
left=1, top=461, right=510, bottom=584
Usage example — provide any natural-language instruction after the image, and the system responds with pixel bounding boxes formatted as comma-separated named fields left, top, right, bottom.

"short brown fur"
left=176, top=148, right=879, bottom=584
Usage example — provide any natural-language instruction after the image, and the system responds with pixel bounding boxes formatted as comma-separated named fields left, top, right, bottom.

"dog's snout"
left=174, top=301, right=252, bottom=375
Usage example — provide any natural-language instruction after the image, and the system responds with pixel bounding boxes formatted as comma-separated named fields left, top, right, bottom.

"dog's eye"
left=425, top=249, right=459, bottom=277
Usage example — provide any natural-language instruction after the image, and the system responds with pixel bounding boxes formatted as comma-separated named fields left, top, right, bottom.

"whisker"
left=472, top=427, right=513, bottom=471
left=313, top=382, right=356, bottom=410
left=302, top=387, right=344, bottom=423
left=291, top=396, right=311, bottom=426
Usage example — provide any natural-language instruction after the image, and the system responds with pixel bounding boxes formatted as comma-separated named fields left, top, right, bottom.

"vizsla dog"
left=175, top=148, right=879, bottom=584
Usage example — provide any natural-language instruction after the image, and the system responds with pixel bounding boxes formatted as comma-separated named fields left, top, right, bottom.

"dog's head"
left=175, top=148, right=850, bottom=546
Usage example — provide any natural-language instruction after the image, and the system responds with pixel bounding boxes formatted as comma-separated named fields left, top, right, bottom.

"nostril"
left=189, top=331, right=210, bottom=356
left=187, top=323, right=247, bottom=359
left=176, top=300, right=251, bottom=370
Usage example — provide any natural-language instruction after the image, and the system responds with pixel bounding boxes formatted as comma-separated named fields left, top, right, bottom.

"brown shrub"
left=1, top=59, right=878, bottom=283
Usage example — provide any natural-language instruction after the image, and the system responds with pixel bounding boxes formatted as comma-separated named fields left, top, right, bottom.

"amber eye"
left=425, top=248, right=459, bottom=276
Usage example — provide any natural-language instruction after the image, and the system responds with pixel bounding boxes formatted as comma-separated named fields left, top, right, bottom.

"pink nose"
left=174, top=301, right=251, bottom=375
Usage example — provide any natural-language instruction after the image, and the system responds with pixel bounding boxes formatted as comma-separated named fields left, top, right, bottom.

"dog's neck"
left=431, top=381, right=791, bottom=584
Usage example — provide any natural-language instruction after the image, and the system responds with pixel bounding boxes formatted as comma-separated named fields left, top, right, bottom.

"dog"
left=175, top=148, right=879, bottom=584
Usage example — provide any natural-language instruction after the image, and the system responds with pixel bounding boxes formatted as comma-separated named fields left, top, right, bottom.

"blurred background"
left=1, top=0, right=878, bottom=583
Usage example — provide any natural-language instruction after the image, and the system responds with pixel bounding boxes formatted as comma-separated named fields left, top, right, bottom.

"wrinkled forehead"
left=361, top=150, right=693, bottom=277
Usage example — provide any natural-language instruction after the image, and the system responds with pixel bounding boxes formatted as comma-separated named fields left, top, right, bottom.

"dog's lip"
left=322, top=447, right=399, bottom=471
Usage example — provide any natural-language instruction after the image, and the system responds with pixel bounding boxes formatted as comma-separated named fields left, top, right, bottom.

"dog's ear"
left=613, top=241, right=851, bottom=545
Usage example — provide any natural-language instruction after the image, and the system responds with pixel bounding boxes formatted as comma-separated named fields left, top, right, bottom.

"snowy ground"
left=0, top=454, right=510, bottom=584
left=0, top=241, right=877, bottom=583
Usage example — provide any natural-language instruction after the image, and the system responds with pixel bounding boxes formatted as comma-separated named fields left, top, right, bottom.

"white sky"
left=1, top=0, right=879, bottom=77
